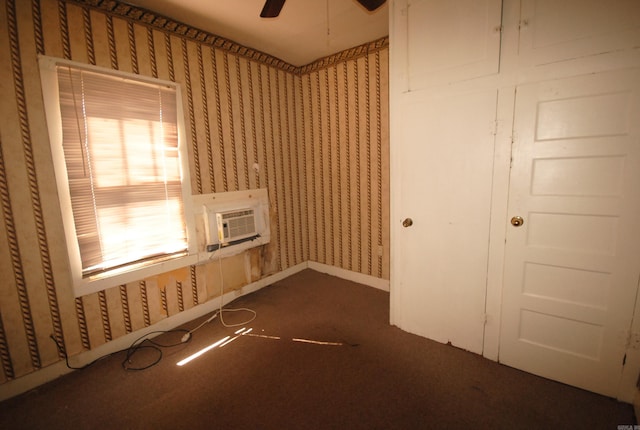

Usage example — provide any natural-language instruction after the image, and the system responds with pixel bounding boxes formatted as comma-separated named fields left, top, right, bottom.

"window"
left=40, top=56, right=197, bottom=296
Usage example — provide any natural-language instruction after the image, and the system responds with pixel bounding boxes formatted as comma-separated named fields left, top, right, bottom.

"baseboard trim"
left=307, top=261, right=390, bottom=292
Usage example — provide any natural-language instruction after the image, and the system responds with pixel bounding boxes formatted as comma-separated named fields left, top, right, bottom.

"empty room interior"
left=1, top=0, right=640, bottom=428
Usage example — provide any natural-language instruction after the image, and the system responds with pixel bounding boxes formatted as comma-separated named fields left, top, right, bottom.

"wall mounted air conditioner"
left=213, top=208, right=258, bottom=247
left=193, top=189, right=270, bottom=259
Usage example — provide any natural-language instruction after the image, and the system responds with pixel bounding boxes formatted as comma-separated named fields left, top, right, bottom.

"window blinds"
left=56, top=65, right=188, bottom=277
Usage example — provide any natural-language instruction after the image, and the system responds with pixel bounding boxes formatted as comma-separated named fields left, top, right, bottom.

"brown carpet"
left=0, top=269, right=635, bottom=429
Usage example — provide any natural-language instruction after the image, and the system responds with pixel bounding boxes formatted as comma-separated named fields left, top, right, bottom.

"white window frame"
left=39, top=55, right=198, bottom=297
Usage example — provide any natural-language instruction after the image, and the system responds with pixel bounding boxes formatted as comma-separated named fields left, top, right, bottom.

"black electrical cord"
left=50, top=334, right=117, bottom=370
left=50, top=328, right=192, bottom=372
left=121, top=329, right=191, bottom=371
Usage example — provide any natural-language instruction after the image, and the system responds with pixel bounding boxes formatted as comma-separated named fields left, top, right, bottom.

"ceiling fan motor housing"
left=260, top=0, right=386, bottom=18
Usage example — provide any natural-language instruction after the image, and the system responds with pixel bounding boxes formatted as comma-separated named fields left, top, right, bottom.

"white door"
left=499, top=69, right=640, bottom=397
left=392, top=89, right=498, bottom=354
left=390, top=0, right=503, bottom=354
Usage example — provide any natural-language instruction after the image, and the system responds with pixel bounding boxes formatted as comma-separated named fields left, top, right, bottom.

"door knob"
left=511, top=216, right=524, bottom=227
left=402, top=218, right=413, bottom=228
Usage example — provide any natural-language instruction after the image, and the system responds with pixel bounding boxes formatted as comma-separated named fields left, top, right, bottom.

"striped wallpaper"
left=0, top=0, right=388, bottom=387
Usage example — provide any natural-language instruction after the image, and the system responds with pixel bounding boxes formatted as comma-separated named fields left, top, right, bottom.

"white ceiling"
left=126, top=0, right=389, bottom=67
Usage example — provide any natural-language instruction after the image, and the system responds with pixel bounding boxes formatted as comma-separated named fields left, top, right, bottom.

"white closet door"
left=390, top=0, right=503, bottom=355
left=392, top=88, right=498, bottom=354
left=499, top=69, right=640, bottom=397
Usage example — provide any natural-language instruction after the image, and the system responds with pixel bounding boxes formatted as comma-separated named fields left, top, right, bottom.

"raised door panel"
left=403, top=0, right=502, bottom=89
left=518, top=0, right=640, bottom=68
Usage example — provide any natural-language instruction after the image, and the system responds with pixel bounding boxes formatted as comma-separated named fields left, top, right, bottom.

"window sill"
left=73, top=253, right=199, bottom=297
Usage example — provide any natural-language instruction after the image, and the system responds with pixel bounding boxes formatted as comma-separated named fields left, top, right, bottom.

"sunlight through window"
left=292, top=338, right=344, bottom=346
left=176, top=336, right=231, bottom=367
left=176, top=327, right=348, bottom=367
left=54, top=63, right=190, bottom=278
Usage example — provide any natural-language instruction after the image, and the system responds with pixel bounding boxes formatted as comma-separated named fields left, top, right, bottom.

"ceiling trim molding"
left=299, top=37, right=388, bottom=75
left=70, top=0, right=297, bottom=72
left=70, top=0, right=388, bottom=75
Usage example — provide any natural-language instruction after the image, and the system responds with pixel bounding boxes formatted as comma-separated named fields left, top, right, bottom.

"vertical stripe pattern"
left=197, top=44, right=214, bottom=193
left=343, top=63, right=352, bottom=270
left=119, top=285, right=132, bottom=333
left=307, top=74, right=318, bottom=261
left=82, top=7, right=94, bottom=65
left=211, top=47, right=226, bottom=192
left=223, top=52, right=239, bottom=191
left=139, top=281, right=150, bottom=327
left=176, top=281, right=184, bottom=312
left=375, top=51, right=383, bottom=278
left=75, top=297, right=90, bottom=350
left=160, top=287, right=168, bottom=317
left=248, top=62, right=260, bottom=189
left=299, top=75, right=310, bottom=261
left=0, top=309, right=14, bottom=379
left=182, top=39, right=202, bottom=193
left=0, top=131, right=28, bottom=373
left=237, top=57, right=250, bottom=190
left=57, top=0, right=70, bottom=60
left=0, top=0, right=389, bottom=388
left=32, top=0, right=44, bottom=55
left=302, top=52, right=388, bottom=278
left=98, top=290, right=111, bottom=342
left=266, top=67, right=281, bottom=269
left=365, top=54, right=372, bottom=275
left=106, top=15, right=117, bottom=69
left=127, top=22, right=138, bottom=74
left=147, top=28, right=157, bottom=79
left=8, top=0, right=64, bottom=363
left=164, top=33, right=175, bottom=82
left=333, top=65, right=343, bottom=267
left=190, top=266, right=198, bottom=306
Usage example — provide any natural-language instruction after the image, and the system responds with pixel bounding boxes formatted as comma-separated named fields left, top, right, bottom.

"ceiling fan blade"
left=356, top=0, right=386, bottom=12
left=260, top=0, right=286, bottom=18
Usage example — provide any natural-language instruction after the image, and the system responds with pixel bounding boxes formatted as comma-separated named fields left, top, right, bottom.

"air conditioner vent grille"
left=217, top=208, right=256, bottom=243
left=226, top=213, right=255, bottom=238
